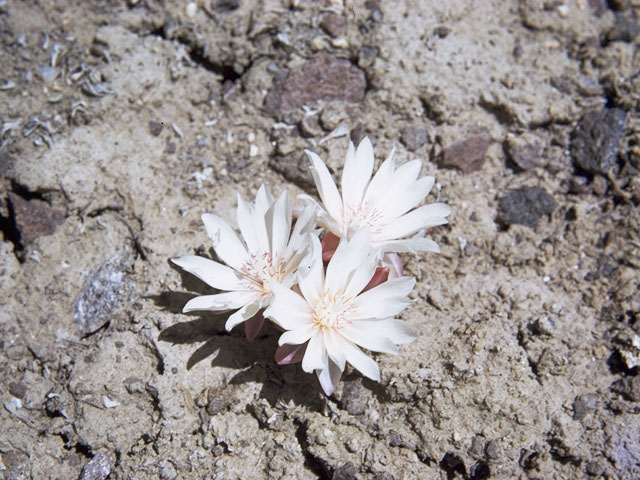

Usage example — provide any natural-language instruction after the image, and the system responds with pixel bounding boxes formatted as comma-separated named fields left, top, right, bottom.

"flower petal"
left=340, top=338, right=380, bottom=381
left=264, top=282, right=312, bottom=330
left=171, top=255, right=244, bottom=290
left=379, top=175, right=434, bottom=222
left=236, top=193, right=268, bottom=254
left=244, top=312, right=265, bottom=341
left=297, top=235, right=324, bottom=305
left=254, top=184, right=275, bottom=216
left=302, top=334, right=327, bottom=373
left=316, top=358, right=343, bottom=396
left=275, top=343, right=306, bottom=365
left=201, top=213, right=249, bottom=271
left=343, top=253, right=379, bottom=299
left=323, top=329, right=346, bottom=371
left=351, top=277, right=415, bottom=320
left=266, top=191, right=292, bottom=259
left=278, top=323, right=316, bottom=346
left=362, top=319, right=416, bottom=345
left=377, top=237, right=441, bottom=254
left=183, top=291, right=254, bottom=313
left=342, top=137, right=374, bottom=208
left=376, top=203, right=451, bottom=241
left=325, top=229, right=372, bottom=291
left=225, top=301, right=261, bottom=331
left=306, top=149, right=343, bottom=223
left=363, top=147, right=396, bottom=206
left=340, top=323, right=399, bottom=354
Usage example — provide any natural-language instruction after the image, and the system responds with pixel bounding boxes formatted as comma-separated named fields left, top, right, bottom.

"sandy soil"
left=1, top=1, right=639, bottom=479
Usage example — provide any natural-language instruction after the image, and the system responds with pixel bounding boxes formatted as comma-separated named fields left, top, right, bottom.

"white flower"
left=301, top=137, right=451, bottom=254
left=264, top=229, right=416, bottom=396
left=172, top=186, right=315, bottom=333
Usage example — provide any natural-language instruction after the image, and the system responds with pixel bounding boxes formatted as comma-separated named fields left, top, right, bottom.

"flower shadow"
left=153, top=292, right=324, bottom=410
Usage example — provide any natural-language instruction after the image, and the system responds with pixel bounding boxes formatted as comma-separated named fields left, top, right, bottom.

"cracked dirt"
left=1, top=1, right=640, bottom=479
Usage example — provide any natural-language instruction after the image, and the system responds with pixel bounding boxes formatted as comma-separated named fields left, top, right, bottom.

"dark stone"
left=45, top=395, right=66, bottom=417
left=434, top=26, right=451, bottom=38
left=440, top=452, right=466, bottom=477
left=571, top=108, right=626, bottom=175
left=80, top=451, right=115, bottom=480
left=8, top=381, right=26, bottom=399
left=470, top=460, right=490, bottom=480
left=332, top=462, right=358, bottom=480
left=211, top=0, right=240, bottom=12
left=497, top=186, right=557, bottom=229
left=73, top=252, right=136, bottom=337
left=607, top=0, right=629, bottom=10
left=573, top=393, right=597, bottom=420
left=440, top=128, right=492, bottom=173
left=607, top=13, right=639, bottom=43
left=264, top=54, right=366, bottom=120
left=320, top=12, right=346, bottom=37
left=0, top=150, right=11, bottom=174
left=337, top=377, right=367, bottom=415
left=149, top=121, right=164, bottom=136
left=505, top=136, right=544, bottom=171
left=400, top=127, right=428, bottom=152
left=166, top=142, right=176, bottom=154
left=7, top=192, right=64, bottom=244
left=269, top=153, right=315, bottom=191
left=611, top=376, right=640, bottom=402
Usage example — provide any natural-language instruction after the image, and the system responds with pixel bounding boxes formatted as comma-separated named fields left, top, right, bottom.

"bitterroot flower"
left=264, top=229, right=416, bottom=396
left=172, top=186, right=315, bottom=336
left=302, top=137, right=451, bottom=254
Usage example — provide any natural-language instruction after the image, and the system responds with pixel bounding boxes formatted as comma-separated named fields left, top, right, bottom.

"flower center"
left=341, top=202, right=383, bottom=235
left=243, top=252, right=286, bottom=295
left=312, top=290, right=353, bottom=330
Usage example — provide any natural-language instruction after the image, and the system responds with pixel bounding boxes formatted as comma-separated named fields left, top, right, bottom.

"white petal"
left=340, top=338, right=380, bottom=381
left=278, top=324, right=316, bottom=346
left=340, top=323, right=399, bottom=354
left=316, top=359, right=343, bottom=396
left=202, top=213, right=249, bottom=271
left=342, top=137, right=374, bottom=208
left=183, top=291, right=254, bottom=312
left=306, top=149, right=343, bottom=223
left=325, top=229, right=372, bottom=290
left=236, top=194, right=262, bottom=254
left=302, top=334, right=327, bottom=373
left=376, top=203, right=451, bottom=241
left=264, top=282, right=312, bottom=330
left=254, top=184, right=275, bottom=216
left=379, top=176, right=434, bottom=222
left=297, top=235, right=324, bottom=304
left=370, top=160, right=422, bottom=215
left=171, top=255, right=244, bottom=290
left=363, top=147, right=396, bottom=206
left=351, top=277, right=415, bottom=320
left=376, top=237, right=441, bottom=254
left=288, top=204, right=317, bottom=252
left=343, top=254, right=378, bottom=299
left=362, top=319, right=416, bottom=345
left=323, top=329, right=346, bottom=371
left=266, top=191, right=292, bottom=259
left=225, top=301, right=261, bottom=331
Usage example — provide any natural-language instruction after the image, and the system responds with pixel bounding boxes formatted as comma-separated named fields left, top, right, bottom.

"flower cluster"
left=172, top=137, right=451, bottom=395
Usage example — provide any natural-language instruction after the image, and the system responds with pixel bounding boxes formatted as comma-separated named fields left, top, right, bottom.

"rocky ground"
left=1, top=0, right=639, bottom=479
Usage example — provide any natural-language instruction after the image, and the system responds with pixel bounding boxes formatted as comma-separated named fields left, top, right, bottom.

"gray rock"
left=337, top=377, right=367, bottom=415
left=497, top=186, right=557, bottom=229
left=73, top=252, right=136, bottom=336
left=80, top=451, right=115, bottom=480
left=607, top=13, right=639, bottom=43
left=149, top=120, right=164, bottom=137
left=400, top=127, right=428, bottom=152
left=573, top=393, right=597, bottom=420
left=571, top=108, right=626, bottom=175
left=505, top=134, right=544, bottom=170
left=332, top=461, right=358, bottom=480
